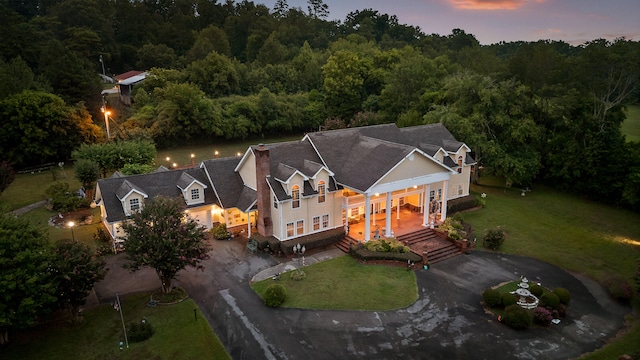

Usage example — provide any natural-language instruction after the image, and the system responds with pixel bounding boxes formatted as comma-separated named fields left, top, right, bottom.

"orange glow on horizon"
left=447, top=0, right=543, bottom=10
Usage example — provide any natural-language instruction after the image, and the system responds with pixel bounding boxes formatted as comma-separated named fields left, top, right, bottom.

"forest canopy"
left=1, top=0, right=639, bottom=209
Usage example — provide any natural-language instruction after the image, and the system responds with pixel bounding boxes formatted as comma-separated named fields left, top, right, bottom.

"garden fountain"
left=512, top=277, right=539, bottom=309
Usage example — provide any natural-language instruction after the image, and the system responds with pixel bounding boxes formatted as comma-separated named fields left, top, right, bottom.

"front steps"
left=336, top=229, right=463, bottom=265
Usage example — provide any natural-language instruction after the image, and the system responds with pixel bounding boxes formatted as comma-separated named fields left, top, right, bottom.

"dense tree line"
left=0, top=0, right=639, bottom=209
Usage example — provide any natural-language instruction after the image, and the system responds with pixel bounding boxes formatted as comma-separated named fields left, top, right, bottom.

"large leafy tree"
left=0, top=213, right=57, bottom=344
left=0, top=90, right=101, bottom=168
left=121, top=196, right=211, bottom=294
left=72, top=140, right=156, bottom=178
left=51, top=240, right=106, bottom=322
left=426, top=72, right=542, bottom=186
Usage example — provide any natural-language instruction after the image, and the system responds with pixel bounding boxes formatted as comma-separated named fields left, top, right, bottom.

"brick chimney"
left=255, top=144, right=273, bottom=236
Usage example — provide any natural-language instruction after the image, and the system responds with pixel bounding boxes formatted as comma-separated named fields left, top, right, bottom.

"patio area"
left=347, top=208, right=439, bottom=242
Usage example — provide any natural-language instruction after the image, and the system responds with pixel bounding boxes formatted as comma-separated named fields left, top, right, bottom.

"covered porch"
left=346, top=206, right=442, bottom=242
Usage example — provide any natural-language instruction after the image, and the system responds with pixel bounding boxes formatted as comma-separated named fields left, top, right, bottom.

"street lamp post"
left=68, top=221, right=76, bottom=242
left=101, top=106, right=111, bottom=139
left=293, top=243, right=306, bottom=274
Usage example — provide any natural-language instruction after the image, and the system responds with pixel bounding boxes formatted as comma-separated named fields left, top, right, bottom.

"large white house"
left=94, top=123, right=475, bottom=243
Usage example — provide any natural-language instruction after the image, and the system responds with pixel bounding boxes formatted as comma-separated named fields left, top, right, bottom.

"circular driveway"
left=95, top=240, right=630, bottom=359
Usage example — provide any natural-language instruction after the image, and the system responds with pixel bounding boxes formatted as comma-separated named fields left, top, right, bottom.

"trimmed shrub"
left=529, top=283, right=544, bottom=297
left=540, top=292, right=560, bottom=309
left=553, top=287, right=571, bottom=305
left=501, top=292, right=517, bottom=307
left=363, top=238, right=409, bottom=253
left=533, top=306, right=553, bottom=327
left=437, top=216, right=467, bottom=240
left=482, top=227, right=505, bottom=250
left=264, top=284, right=287, bottom=307
left=128, top=320, right=154, bottom=343
left=503, top=304, right=532, bottom=330
left=603, top=275, right=634, bottom=302
left=482, top=288, right=502, bottom=308
left=211, top=223, right=231, bottom=240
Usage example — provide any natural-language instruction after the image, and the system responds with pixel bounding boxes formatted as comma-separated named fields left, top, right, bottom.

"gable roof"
left=201, top=157, right=246, bottom=209
left=114, top=70, right=145, bottom=82
left=96, top=167, right=215, bottom=223
left=305, top=123, right=465, bottom=192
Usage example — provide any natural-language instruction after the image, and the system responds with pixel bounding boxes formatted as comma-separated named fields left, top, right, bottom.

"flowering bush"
left=533, top=307, right=553, bottom=327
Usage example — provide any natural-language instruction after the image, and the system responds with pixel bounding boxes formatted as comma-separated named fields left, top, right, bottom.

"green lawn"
left=461, top=177, right=640, bottom=284
left=622, top=104, right=640, bottom=142
left=0, top=166, right=81, bottom=211
left=251, top=255, right=418, bottom=310
left=0, top=293, right=230, bottom=360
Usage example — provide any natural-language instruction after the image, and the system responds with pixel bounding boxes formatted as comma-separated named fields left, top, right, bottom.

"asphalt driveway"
left=93, top=239, right=629, bottom=360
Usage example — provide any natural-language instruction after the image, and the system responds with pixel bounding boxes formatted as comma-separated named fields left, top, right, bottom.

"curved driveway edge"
left=94, top=240, right=630, bottom=359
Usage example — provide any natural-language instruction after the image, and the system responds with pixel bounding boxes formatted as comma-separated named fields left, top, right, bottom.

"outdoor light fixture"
left=166, top=157, right=170, bottom=162
left=67, top=221, right=76, bottom=242
left=293, top=243, right=306, bottom=274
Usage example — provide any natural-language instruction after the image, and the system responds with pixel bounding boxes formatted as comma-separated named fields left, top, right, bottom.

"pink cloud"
left=447, top=0, right=543, bottom=10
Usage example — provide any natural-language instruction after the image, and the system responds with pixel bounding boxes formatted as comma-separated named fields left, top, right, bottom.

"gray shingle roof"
left=201, top=157, right=244, bottom=209
left=97, top=167, right=215, bottom=223
left=306, top=123, right=465, bottom=192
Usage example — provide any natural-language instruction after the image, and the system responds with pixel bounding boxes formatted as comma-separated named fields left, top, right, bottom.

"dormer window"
left=318, top=181, right=326, bottom=203
left=191, top=188, right=200, bottom=200
left=130, top=198, right=140, bottom=211
left=457, top=156, right=463, bottom=173
left=292, top=185, right=300, bottom=209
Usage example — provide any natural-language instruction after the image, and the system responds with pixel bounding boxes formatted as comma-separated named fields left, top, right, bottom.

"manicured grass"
left=622, top=104, right=640, bottom=142
left=0, top=167, right=81, bottom=211
left=0, top=293, right=230, bottom=360
left=462, top=177, right=640, bottom=284
left=251, top=256, right=418, bottom=310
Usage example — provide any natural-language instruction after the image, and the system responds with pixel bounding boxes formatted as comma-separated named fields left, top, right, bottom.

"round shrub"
left=533, top=306, right=553, bottom=327
left=128, top=320, right=154, bottom=343
left=603, top=275, right=634, bottom=302
left=553, top=287, right=571, bottom=305
left=503, top=304, right=532, bottom=330
left=529, top=284, right=544, bottom=297
left=482, top=227, right=505, bottom=250
left=540, top=292, right=560, bottom=309
left=501, top=292, right=517, bottom=307
left=264, top=284, right=287, bottom=307
left=482, top=288, right=502, bottom=308
left=211, top=223, right=231, bottom=240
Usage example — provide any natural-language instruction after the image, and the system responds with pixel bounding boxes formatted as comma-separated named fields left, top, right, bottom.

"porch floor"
left=347, top=208, right=439, bottom=242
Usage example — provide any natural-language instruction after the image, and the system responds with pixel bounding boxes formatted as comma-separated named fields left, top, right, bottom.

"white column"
left=423, top=184, right=430, bottom=226
left=441, top=180, right=448, bottom=221
left=247, top=211, right=252, bottom=238
left=385, top=192, right=392, bottom=237
left=364, top=194, right=371, bottom=242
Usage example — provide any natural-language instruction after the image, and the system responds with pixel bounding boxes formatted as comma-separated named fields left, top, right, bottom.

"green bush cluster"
left=529, top=283, right=544, bottom=297
left=128, top=320, right=154, bottom=343
left=482, top=227, right=505, bottom=250
left=446, top=195, right=479, bottom=214
left=363, top=238, right=409, bottom=253
left=437, top=216, right=467, bottom=240
left=501, top=292, right=517, bottom=307
left=211, top=223, right=231, bottom=240
left=503, top=304, right=533, bottom=330
left=603, top=275, right=634, bottom=302
left=264, top=284, right=287, bottom=307
left=482, top=288, right=502, bottom=308
left=540, top=292, right=560, bottom=309
left=45, top=182, right=88, bottom=212
left=552, top=287, right=571, bottom=305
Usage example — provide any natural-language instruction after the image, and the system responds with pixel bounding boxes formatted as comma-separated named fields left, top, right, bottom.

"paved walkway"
left=92, top=240, right=630, bottom=360
left=11, top=199, right=48, bottom=216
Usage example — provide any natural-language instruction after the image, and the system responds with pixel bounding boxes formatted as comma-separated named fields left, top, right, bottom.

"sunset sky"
left=260, top=0, right=640, bottom=45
